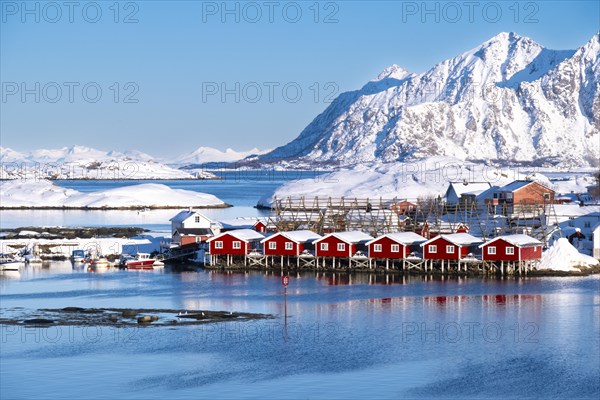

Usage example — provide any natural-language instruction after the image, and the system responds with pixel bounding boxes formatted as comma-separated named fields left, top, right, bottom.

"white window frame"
left=391, top=244, right=400, bottom=253
left=268, top=242, right=277, bottom=250
left=232, top=241, right=241, bottom=249
left=429, top=245, right=437, bottom=253
left=194, top=216, right=200, bottom=223
left=446, top=245, right=455, bottom=254
left=285, top=242, right=293, bottom=250
left=337, top=243, right=346, bottom=251
left=374, top=244, right=383, bottom=252
left=506, top=247, right=514, bottom=255
left=215, top=241, right=223, bottom=249
left=320, top=243, right=328, bottom=251
left=488, top=246, right=496, bottom=255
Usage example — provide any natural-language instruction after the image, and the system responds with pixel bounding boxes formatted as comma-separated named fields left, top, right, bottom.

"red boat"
left=119, top=253, right=156, bottom=270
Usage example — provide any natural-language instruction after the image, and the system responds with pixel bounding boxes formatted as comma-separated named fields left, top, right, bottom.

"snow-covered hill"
left=0, top=145, right=215, bottom=180
left=253, top=32, right=600, bottom=168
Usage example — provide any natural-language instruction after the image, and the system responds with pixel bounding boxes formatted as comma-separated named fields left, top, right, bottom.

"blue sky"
left=1, top=0, right=598, bottom=158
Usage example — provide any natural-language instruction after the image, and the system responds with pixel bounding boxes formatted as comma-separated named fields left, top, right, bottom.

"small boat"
left=71, top=249, right=86, bottom=263
left=0, top=254, right=22, bottom=271
left=119, top=253, right=156, bottom=270
left=90, top=257, right=111, bottom=268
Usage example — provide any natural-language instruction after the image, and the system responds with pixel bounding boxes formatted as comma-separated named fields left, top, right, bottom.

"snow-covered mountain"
left=171, top=146, right=270, bottom=166
left=0, top=145, right=212, bottom=180
left=253, top=32, right=600, bottom=168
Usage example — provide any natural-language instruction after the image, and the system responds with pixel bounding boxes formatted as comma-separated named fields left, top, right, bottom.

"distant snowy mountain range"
left=0, top=145, right=268, bottom=180
left=251, top=31, right=600, bottom=168
left=171, top=147, right=270, bottom=166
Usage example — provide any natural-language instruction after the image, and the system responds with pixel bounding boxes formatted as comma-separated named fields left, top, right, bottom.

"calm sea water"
left=1, top=265, right=599, bottom=399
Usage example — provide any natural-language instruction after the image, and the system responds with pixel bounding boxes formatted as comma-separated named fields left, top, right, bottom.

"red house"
left=207, top=229, right=265, bottom=256
left=219, top=218, right=268, bottom=233
left=421, top=233, right=483, bottom=260
left=313, top=231, right=374, bottom=258
left=479, top=234, right=542, bottom=261
left=366, top=232, right=427, bottom=259
left=261, top=230, right=322, bottom=256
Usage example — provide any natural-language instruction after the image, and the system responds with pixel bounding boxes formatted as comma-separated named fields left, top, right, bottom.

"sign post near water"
left=282, top=275, right=289, bottom=325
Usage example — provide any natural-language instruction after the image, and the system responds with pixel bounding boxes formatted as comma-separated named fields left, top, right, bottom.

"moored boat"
left=0, top=254, right=23, bottom=271
left=119, top=253, right=157, bottom=270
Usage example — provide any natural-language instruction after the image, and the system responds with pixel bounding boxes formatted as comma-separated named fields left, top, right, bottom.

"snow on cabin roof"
left=480, top=234, right=541, bottom=248
left=447, top=182, right=492, bottom=198
left=554, top=204, right=600, bottom=217
left=207, top=229, right=264, bottom=243
left=366, top=232, right=427, bottom=246
left=169, top=210, right=196, bottom=223
left=498, top=180, right=553, bottom=193
left=260, top=230, right=321, bottom=243
left=314, top=231, right=374, bottom=244
left=421, top=233, right=483, bottom=246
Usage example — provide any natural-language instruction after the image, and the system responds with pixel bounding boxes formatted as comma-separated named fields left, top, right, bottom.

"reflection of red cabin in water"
left=207, top=229, right=265, bottom=256
left=260, top=230, right=321, bottom=256
left=421, top=233, right=483, bottom=260
left=479, top=234, right=542, bottom=262
left=419, top=222, right=469, bottom=238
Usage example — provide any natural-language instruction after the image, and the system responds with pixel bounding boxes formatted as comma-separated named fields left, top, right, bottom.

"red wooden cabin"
left=261, top=230, right=321, bottom=256
left=421, top=233, right=483, bottom=260
left=479, top=234, right=542, bottom=261
left=207, top=229, right=265, bottom=255
left=313, top=231, right=374, bottom=258
left=366, top=232, right=427, bottom=259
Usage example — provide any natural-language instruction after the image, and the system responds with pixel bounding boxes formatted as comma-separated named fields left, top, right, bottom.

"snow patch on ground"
left=538, top=238, right=600, bottom=271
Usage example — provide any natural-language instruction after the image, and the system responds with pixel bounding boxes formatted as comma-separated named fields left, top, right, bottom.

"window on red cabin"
left=337, top=243, right=346, bottom=251
left=506, top=247, right=514, bottom=255
left=320, top=243, right=328, bottom=251
left=391, top=244, right=400, bottom=252
left=488, top=246, right=496, bottom=255
left=233, top=241, right=241, bottom=249
left=374, top=244, right=382, bottom=252
left=429, top=245, right=437, bottom=253
left=268, top=242, right=277, bottom=250
left=215, top=241, right=223, bottom=249
left=285, top=242, right=293, bottom=250
left=446, top=245, right=455, bottom=253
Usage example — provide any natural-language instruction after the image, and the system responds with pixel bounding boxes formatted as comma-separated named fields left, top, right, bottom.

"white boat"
left=71, top=249, right=86, bottom=263
left=0, top=254, right=23, bottom=271
left=90, top=257, right=111, bottom=268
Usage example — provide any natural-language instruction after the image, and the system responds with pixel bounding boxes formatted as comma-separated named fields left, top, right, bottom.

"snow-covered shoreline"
left=0, top=180, right=229, bottom=209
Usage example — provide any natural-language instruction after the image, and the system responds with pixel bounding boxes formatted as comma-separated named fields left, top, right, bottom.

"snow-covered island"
left=0, top=179, right=228, bottom=209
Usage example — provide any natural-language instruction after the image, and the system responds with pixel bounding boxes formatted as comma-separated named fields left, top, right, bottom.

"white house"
left=445, top=182, right=492, bottom=204
left=554, top=204, right=600, bottom=255
left=593, top=223, right=600, bottom=259
left=169, top=209, right=221, bottom=246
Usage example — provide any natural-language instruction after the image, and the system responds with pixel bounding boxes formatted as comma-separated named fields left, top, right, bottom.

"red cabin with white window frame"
left=479, top=234, right=542, bottom=261
left=261, top=230, right=322, bottom=256
left=421, top=233, right=483, bottom=260
left=313, top=231, right=374, bottom=258
left=207, top=229, right=265, bottom=256
left=366, top=232, right=427, bottom=259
